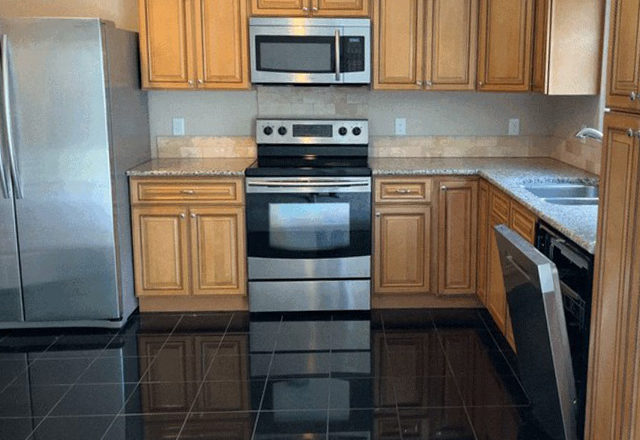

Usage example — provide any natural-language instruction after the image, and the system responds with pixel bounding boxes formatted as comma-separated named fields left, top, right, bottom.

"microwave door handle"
left=1, top=35, right=21, bottom=199
left=335, top=29, right=341, bottom=82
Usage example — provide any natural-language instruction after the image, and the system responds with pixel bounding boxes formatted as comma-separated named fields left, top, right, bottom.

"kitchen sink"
left=524, top=184, right=599, bottom=199
left=523, top=183, right=600, bottom=206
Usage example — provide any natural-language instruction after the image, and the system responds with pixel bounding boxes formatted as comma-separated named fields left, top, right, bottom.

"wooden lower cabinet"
left=480, top=183, right=537, bottom=350
left=437, top=179, right=478, bottom=294
left=130, top=177, right=247, bottom=311
left=374, top=204, right=432, bottom=294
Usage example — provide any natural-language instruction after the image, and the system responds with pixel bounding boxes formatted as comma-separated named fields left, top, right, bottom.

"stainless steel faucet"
left=575, top=127, right=603, bottom=141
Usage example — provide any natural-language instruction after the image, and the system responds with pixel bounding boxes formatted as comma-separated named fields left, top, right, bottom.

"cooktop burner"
left=247, top=119, right=371, bottom=177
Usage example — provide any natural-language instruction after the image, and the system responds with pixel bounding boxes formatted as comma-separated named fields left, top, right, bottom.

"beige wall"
left=0, top=0, right=138, bottom=31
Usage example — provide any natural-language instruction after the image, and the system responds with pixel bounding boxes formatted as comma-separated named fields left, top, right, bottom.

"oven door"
left=250, top=21, right=370, bottom=84
left=246, top=177, right=371, bottom=280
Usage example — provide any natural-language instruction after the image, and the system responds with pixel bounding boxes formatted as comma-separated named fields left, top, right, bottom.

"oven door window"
left=255, top=36, right=335, bottom=73
left=247, top=192, right=371, bottom=259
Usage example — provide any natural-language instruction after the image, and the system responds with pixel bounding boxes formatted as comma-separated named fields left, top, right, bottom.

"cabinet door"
left=477, top=0, right=534, bottom=91
left=587, top=112, right=640, bottom=440
left=314, top=0, right=369, bottom=16
left=132, top=206, right=190, bottom=296
left=606, top=0, right=640, bottom=112
left=438, top=180, right=478, bottom=294
left=195, top=0, right=250, bottom=89
left=486, top=188, right=509, bottom=333
left=531, top=0, right=549, bottom=93
left=374, top=204, right=432, bottom=294
left=139, top=336, right=195, bottom=413
left=139, top=0, right=196, bottom=89
left=251, top=0, right=309, bottom=16
left=476, top=181, right=490, bottom=305
left=373, top=0, right=424, bottom=89
left=190, top=207, right=246, bottom=295
left=424, top=0, right=478, bottom=90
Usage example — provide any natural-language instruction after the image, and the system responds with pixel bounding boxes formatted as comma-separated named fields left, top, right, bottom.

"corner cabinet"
left=139, top=0, right=249, bottom=90
left=373, top=0, right=477, bottom=90
left=130, top=177, right=247, bottom=312
left=373, top=178, right=433, bottom=294
left=251, top=0, right=369, bottom=17
left=477, top=0, right=534, bottom=91
left=437, top=179, right=478, bottom=294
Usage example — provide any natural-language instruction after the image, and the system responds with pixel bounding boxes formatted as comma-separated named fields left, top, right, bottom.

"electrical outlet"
left=172, top=117, right=185, bottom=136
left=395, top=118, right=407, bottom=136
left=508, top=118, right=520, bottom=136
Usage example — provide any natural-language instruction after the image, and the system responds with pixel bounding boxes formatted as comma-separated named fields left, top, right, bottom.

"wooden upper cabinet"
left=251, top=0, right=310, bottom=16
left=477, top=0, right=534, bottom=91
left=190, top=207, right=247, bottom=295
left=132, top=206, right=190, bottom=296
left=373, top=0, right=424, bottom=89
left=251, top=0, right=368, bottom=16
left=374, top=204, right=432, bottom=294
left=139, top=0, right=195, bottom=88
left=587, top=112, right=640, bottom=440
left=607, top=0, right=640, bottom=112
left=314, top=0, right=369, bottom=16
left=424, top=0, right=478, bottom=90
left=195, top=0, right=250, bottom=89
left=139, top=0, right=249, bottom=89
left=532, top=0, right=603, bottom=95
left=437, top=179, right=478, bottom=295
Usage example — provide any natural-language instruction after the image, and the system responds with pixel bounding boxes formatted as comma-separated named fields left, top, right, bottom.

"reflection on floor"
left=0, top=309, right=552, bottom=440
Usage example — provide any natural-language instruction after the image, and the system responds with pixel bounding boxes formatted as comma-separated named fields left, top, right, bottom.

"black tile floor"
left=0, top=309, right=554, bottom=440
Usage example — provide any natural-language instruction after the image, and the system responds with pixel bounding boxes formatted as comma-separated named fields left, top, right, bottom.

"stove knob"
left=352, top=127, right=362, bottom=136
left=278, top=126, right=287, bottom=136
left=263, top=126, right=273, bottom=136
left=338, top=127, right=348, bottom=136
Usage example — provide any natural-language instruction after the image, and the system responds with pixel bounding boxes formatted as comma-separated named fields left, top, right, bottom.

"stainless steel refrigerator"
left=0, top=18, right=150, bottom=328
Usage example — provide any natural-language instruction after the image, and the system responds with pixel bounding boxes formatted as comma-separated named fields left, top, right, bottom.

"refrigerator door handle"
left=1, top=35, right=22, bottom=199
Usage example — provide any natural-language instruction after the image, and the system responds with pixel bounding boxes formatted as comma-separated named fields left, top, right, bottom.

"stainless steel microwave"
left=249, top=18, right=371, bottom=85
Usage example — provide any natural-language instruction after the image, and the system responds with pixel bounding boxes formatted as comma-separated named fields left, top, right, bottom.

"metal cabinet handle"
left=425, top=80, right=432, bottom=87
left=416, top=80, right=423, bottom=86
left=375, top=212, right=381, bottom=218
left=1, top=35, right=22, bottom=199
left=188, top=80, right=194, bottom=87
left=441, top=186, right=447, bottom=191
left=631, top=92, right=637, bottom=101
left=395, top=188, right=414, bottom=194
left=197, top=79, right=203, bottom=85
left=190, top=213, right=196, bottom=218
left=627, top=128, right=635, bottom=137
left=302, top=6, right=309, bottom=12
left=180, top=213, right=186, bottom=219
left=181, top=190, right=196, bottom=195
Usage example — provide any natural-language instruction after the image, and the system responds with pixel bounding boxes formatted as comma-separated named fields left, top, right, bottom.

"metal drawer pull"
left=181, top=190, right=196, bottom=195
left=631, top=91, right=637, bottom=101
left=627, top=129, right=635, bottom=137
left=179, top=213, right=186, bottom=219
left=394, top=188, right=415, bottom=194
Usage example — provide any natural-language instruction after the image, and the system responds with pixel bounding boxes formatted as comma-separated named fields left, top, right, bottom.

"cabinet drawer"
left=489, top=188, right=510, bottom=222
left=375, top=178, right=432, bottom=203
left=131, top=178, right=243, bottom=204
left=510, top=203, right=537, bottom=244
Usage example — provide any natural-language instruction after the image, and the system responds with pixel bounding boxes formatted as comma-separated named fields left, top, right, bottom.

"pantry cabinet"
left=373, top=0, right=477, bottom=90
left=374, top=178, right=433, bottom=294
left=437, top=179, right=478, bottom=294
left=531, top=0, right=603, bottom=95
left=139, top=0, right=249, bottom=89
left=130, top=177, right=247, bottom=312
left=251, top=0, right=369, bottom=16
left=586, top=111, right=640, bottom=440
left=606, top=0, right=640, bottom=112
left=477, top=0, right=534, bottom=91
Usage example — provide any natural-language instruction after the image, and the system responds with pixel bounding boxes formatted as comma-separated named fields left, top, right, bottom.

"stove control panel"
left=257, top=119, right=369, bottom=145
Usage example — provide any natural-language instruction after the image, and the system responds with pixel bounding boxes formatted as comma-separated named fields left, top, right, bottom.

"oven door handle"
left=248, top=181, right=368, bottom=188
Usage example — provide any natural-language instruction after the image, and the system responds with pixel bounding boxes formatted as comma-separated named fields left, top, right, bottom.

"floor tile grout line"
left=98, top=314, right=186, bottom=440
left=175, top=313, right=236, bottom=439
left=25, top=323, right=141, bottom=440
left=477, top=310, right=529, bottom=395
left=250, top=315, right=283, bottom=440
left=0, top=335, right=61, bottom=396
left=379, top=312, right=404, bottom=440
left=431, top=312, right=480, bottom=440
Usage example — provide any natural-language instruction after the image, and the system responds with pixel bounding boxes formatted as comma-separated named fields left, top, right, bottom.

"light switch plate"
left=508, top=118, right=520, bottom=136
left=172, top=117, right=185, bottom=136
left=395, top=118, right=407, bottom=136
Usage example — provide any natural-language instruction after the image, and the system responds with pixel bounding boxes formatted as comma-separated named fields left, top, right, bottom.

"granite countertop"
left=370, top=157, right=599, bottom=254
left=126, top=158, right=256, bottom=177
